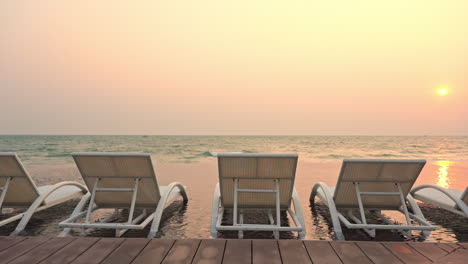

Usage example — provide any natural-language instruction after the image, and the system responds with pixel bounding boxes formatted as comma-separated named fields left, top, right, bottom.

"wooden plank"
left=252, top=240, right=281, bottom=264
left=278, top=240, right=312, bottom=264
left=162, top=239, right=200, bottom=264
left=457, top=243, right=468, bottom=249
left=192, top=239, right=226, bottom=264
left=446, top=243, right=460, bottom=250
left=0, top=236, right=50, bottom=264
left=0, top=236, right=28, bottom=252
left=39, top=237, right=99, bottom=264
left=303, top=241, right=343, bottom=264
left=101, top=238, right=150, bottom=264
left=356, top=241, right=403, bottom=264
left=70, top=238, right=125, bottom=264
left=407, top=242, right=448, bottom=262
left=434, top=249, right=468, bottom=264
left=330, top=241, right=372, bottom=264
left=222, top=239, right=251, bottom=264
left=0, top=237, right=464, bottom=264
left=9, top=237, right=74, bottom=264
left=383, top=243, right=431, bottom=264
left=132, top=239, right=175, bottom=264
left=435, top=243, right=456, bottom=253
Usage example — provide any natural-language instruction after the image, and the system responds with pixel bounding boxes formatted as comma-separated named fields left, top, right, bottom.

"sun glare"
left=437, top=86, right=448, bottom=96
left=436, top=160, right=452, bottom=189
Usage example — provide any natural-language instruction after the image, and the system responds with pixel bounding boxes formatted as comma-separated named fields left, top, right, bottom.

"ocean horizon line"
left=1, top=134, right=467, bottom=137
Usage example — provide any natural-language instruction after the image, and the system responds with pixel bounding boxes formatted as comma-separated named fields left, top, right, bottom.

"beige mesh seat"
left=58, top=153, right=188, bottom=238
left=0, top=153, right=87, bottom=236
left=210, top=153, right=306, bottom=239
left=310, top=159, right=436, bottom=240
left=410, top=185, right=468, bottom=217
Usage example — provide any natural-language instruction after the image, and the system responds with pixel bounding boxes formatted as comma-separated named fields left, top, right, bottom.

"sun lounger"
left=310, top=159, right=436, bottom=240
left=410, top=185, right=468, bottom=217
left=0, top=153, right=87, bottom=236
left=211, top=153, right=306, bottom=239
left=58, top=152, right=188, bottom=238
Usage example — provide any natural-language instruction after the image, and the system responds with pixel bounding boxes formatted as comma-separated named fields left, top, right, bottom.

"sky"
left=1, top=1, right=467, bottom=135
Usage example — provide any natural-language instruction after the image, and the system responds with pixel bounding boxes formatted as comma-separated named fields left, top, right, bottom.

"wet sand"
left=1, top=160, right=467, bottom=242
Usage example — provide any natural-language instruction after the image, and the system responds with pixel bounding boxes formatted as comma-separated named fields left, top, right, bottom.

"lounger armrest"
left=411, top=184, right=468, bottom=216
left=310, top=182, right=334, bottom=202
left=164, top=182, right=188, bottom=202
left=10, top=181, right=88, bottom=236
left=310, top=182, right=345, bottom=240
left=47, top=181, right=88, bottom=195
left=147, top=182, right=188, bottom=238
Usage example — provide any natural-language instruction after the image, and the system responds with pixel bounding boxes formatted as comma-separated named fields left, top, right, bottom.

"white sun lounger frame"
left=410, top=184, right=468, bottom=217
left=58, top=153, right=188, bottom=238
left=211, top=183, right=305, bottom=239
left=0, top=153, right=88, bottom=236
left=310, top=159, right=436, bottom=240
left=211, top=153, right=306, bottom=239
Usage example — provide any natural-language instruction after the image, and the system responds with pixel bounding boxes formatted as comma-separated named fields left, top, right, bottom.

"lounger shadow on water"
left=310, top=159, right=437, bottom=240
left=211, top=153, right=306, bottom=239
left=58, top=152, right=188, bottom=238
left=0, top=153, right=88, bottom=236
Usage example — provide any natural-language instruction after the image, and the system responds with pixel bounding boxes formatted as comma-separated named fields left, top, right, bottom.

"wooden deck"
left=0, top=236, right=466, bottom=264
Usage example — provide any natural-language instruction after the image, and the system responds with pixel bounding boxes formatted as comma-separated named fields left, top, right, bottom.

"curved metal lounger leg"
left=406, top=194, right=431, bottom=237
left=210, top=183, right=221, bottom=238
left=10, top=182, right=88, bottom=236
left=292, top=188, right=306, bottom=239
left=57, top=193, right=91, bottom=237
left=147, top=182, right=188, bottom=238
left=311, top=182, right=345, bottom=240
left=410, top=184, right=468, bottom=217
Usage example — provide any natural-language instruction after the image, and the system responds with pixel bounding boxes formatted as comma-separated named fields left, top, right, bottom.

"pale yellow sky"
left=0, top=1, right=467, bottom=135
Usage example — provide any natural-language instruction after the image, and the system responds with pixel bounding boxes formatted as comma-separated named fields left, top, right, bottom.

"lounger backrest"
left=73, top=153, right=161, bottom=208
left=217, top=153, right=298, bottom=209
left=0, top=153, right=41, bottom=207
left=333, top=159, right=426, bottom=210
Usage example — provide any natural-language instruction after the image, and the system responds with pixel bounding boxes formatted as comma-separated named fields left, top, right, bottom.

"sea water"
left=1, top=135, right=467, bottom=164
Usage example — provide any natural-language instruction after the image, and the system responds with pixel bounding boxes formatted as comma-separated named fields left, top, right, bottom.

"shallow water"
left=1, top=160, right=466, bottom=242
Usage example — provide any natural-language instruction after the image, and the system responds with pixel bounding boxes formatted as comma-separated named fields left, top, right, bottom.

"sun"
left=437, top=86, right=448, bottom=96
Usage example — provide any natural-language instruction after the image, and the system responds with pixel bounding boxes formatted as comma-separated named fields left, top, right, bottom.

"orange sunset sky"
left=0, top=1, right=467, bottom=135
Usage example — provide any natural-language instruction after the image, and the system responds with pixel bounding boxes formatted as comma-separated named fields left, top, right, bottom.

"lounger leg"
left=274, top=179, right=280, bottom=240
left=292, top=188, right=306, bottom=239
left=396, top=183, right=413, bottom=238
left=85, top=179, right=100, bottom=224
left=58, top=193, right=91, bottom=237
left=0, top=177, right=12, bottom=214
left=406, top=194, right=432, bottom=237
left=347, top=210, right=376, bottom=237
left=352, top=183, right=376, bottom=238
left=210, top=183, right=221, bottom=238
left=147, top=182, right=188, bottom=238
left=331, top=215, right=344, bottom=240
left=113, top=178, right=141, bottom=238
left=375, top=211, right=411, bottom=238
left=239, top=210, right=244, bottom=239
left=273, top=231, right=279, bottom=240
left=266, top=210, right=279, bottom=239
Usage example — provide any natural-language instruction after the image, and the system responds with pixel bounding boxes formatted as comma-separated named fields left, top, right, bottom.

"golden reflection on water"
left=435, top=160, right=452, bottom=189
